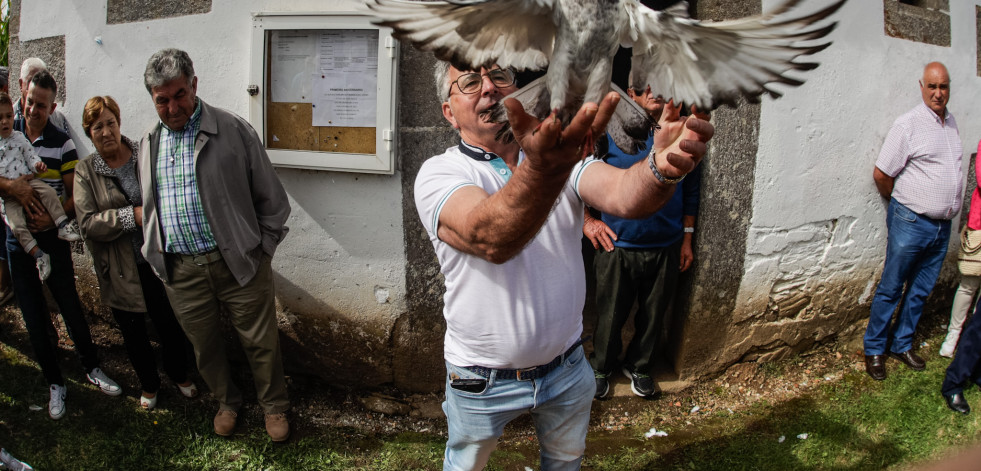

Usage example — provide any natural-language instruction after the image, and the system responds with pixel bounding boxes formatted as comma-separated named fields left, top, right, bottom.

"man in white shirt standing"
left=866, top=61, right=963, bottom=381
left=415, top=61, right=714, bottom=470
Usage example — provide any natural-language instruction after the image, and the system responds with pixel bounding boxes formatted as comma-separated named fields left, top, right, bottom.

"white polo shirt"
left=415, top=141, right=599, bottom=369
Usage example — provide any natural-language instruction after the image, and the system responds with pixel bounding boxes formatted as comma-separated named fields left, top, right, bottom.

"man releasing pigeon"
left=365, top=0, right=845, bottom=153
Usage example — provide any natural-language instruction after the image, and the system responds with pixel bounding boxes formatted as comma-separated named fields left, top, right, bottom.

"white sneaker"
left=57, top=220, right=82, bottom=242
left=48, top=384, right=66, bottom=420
left=35, top=252, right=51, bottom=282
left=0, top=447, right=34, bottom=470
left=86, top=368, right=122, bottom=396
left=940, top=339, right=957, bottom=358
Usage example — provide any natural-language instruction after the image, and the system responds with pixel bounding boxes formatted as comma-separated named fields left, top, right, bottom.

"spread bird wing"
left=622, top=0, right=845, bottom=109
left=364, top=0, right=558, bottom=72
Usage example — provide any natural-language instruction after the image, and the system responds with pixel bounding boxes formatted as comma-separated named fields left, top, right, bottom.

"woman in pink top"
left=942, top=144, right=981, bottom=357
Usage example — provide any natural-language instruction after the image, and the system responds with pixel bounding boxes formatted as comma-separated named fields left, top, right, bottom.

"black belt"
left=464, top=338, right=585, bottom=381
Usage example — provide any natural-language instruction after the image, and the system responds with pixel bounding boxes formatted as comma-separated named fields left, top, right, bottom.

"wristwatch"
left=648, top=149, right=686, bottom=184
left=683, top=227, right=694, bottom=233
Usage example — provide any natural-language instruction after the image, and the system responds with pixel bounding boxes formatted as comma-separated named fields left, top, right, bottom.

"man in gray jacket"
left=138, top=48, right=292, bottom=442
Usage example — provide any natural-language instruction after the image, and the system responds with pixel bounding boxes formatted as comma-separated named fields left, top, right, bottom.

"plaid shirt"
left=155, top=100, right=218, bottom=254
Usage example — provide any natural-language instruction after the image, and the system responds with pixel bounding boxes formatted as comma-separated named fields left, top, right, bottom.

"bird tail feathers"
left=608, top=83, right=653, bottom=156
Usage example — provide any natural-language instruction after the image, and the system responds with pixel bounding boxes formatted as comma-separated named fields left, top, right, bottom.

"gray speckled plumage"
left=366, top=0, right=845, bottom=152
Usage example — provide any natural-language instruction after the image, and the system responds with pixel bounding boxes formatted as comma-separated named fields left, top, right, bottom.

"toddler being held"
left=0, top=93, right=80, bottom=281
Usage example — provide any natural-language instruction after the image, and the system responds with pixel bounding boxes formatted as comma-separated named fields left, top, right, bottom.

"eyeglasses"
left=452, top=68, right=516, bottom=95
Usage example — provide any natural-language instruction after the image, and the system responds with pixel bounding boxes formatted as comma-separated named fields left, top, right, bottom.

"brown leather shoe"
left=265, top=412, right=290, bottom=443
left=889, top=350, right=925, bottom=371
left=865, top=354, right=886, bottom=381
left=214, top=409, right=237, bottom=437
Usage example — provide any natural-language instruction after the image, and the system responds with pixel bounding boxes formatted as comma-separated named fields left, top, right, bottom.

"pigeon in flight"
left=365, top=0, right=846, bottom=153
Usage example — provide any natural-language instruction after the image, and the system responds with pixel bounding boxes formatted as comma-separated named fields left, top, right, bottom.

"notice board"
left=250, top=13, right=398, bottom=173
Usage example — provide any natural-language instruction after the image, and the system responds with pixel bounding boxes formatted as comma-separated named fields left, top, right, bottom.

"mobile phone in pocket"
left=450, top=377, right=487, bottom=393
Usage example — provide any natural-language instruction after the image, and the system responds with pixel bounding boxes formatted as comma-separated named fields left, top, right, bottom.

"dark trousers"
left=111, top=262, right=190, bottom=394
left=10, top=230, right=98, bottom=385
left=589, top=241, right=680, bottom=374
left=942, top=295, right=981, bottom=395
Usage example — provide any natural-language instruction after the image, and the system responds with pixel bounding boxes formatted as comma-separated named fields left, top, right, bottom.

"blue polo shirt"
left=599, top=132, right=700, bottom=249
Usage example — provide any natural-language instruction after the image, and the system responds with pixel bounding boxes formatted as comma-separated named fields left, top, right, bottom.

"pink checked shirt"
left=876, top=103, right=963, bottom=220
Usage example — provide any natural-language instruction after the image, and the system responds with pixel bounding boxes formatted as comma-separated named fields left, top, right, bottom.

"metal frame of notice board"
left=249, top=12, right=398, bottom=174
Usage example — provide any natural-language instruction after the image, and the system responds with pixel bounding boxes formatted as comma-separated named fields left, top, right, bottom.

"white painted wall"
left=19, top=0, right=407, bottom=326
left=739, top=1, right=980, bottom=317
left=22, top=0, right=977, bottom=346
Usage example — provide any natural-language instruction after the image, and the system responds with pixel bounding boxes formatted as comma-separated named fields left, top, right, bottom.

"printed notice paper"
left=312, top=30, right=378, bottom=127
left=270, top=31, right=316, bottom=103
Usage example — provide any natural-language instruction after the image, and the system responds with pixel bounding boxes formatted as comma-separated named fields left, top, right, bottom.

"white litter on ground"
left=645, top=427, right=669, bottom=438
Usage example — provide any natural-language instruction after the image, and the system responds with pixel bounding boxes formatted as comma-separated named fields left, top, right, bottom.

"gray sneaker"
left=594, top=371, right=610, bottom=400
left=86, top=368, right=122, bottom=396
left=48, top=384, right=66, bottom=420
left=622, top=367, right=658, bottom=398
left=35, top=252, right=51, bottom=282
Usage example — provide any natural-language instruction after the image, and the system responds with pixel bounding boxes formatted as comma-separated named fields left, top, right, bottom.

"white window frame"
left=249, top=11, right=398, bottom=174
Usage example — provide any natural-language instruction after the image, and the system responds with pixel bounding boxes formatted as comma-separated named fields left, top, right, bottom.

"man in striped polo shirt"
left=6, top=70, right=121, bottom=419
left=866, top=62, right=963, bottom=381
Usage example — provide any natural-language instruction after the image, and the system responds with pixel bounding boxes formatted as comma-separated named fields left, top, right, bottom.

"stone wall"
left=884, top=0, right=951, bottom=47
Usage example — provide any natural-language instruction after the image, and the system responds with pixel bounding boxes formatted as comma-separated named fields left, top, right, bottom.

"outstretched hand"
left=652, top=103, right=714, bottom=180
left=505, top=92, right=619, bottom=177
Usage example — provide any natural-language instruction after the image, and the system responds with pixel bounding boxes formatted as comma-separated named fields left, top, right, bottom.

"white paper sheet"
left=269, top=31, right=316, bottom=103
left=311, top=30, right=378, bottom=127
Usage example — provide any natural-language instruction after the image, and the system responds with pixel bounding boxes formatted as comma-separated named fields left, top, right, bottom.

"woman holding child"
left=73, top=95, right=197, bottom=410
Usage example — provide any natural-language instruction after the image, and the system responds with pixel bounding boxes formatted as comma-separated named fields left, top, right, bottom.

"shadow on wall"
left=272, top=270, right=395, bottom=388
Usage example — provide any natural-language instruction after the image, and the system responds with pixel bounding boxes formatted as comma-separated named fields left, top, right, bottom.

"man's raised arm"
left=579, top=102, right=714, bottom=218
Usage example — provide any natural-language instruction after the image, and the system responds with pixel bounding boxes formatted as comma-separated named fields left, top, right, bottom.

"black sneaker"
left=594, top=371, right=610, bottom=400
left=622, top=367, right=657, bottom=398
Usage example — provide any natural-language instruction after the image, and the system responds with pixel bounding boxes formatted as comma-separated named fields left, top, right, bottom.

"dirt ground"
left=0, top=293, right=902, bottom=445
left=4, top=246, right=960, bottom=468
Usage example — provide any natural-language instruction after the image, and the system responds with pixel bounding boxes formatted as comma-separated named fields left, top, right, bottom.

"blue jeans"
left=864, top=199, right=950, bottom=355
left=442, top=346, right=594, bottom=471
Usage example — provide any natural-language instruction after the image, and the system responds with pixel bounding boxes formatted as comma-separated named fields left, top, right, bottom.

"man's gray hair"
left=434, top=60, right=451, bottom=103
left=144, top=48, right=195, bottom=93
left=20, top=57, right=46, bottom=81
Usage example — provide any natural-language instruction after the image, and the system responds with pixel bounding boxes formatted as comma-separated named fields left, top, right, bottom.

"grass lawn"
left=2, top=324, right=980, bottom=470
